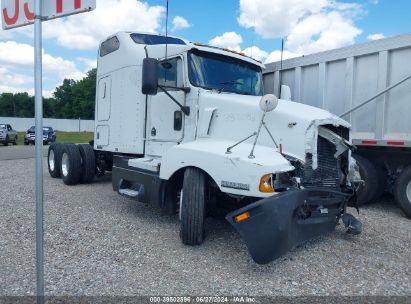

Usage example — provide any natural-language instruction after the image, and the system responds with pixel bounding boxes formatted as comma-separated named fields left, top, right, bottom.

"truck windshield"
left=188, top=50, right=264, bottom=96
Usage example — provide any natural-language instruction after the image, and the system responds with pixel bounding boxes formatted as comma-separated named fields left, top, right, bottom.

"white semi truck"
left=47, top=32, right=362, bottom=264
left=263, top=33, right=411, bottom=219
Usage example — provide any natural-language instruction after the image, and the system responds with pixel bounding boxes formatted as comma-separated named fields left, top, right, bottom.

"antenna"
left=165, top=0, right=169, bottom=60
left=279, top=38, right=284, bottom=97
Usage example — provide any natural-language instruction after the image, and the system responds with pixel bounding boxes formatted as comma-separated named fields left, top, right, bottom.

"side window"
left=7, top=125, right=12, bottom=131
left=100, top=36, right=120, bottom=57
left=158, top=58, right=179, bottom=89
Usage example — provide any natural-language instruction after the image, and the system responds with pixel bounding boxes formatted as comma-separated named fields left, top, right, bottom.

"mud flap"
left=226, top=188, right=351, bottom=264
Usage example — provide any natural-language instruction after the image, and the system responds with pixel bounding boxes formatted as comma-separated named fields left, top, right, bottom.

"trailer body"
left=263, top=33, right=411, bottom=147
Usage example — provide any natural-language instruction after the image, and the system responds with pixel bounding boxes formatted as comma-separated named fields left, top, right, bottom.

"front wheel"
left=4, top=136, right=8, bottom=146
left=180, top=167, right=206, bottom=246
left=394, top=165, right=411, bottom=219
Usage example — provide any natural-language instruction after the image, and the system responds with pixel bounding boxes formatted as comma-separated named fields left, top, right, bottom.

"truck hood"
left=196, top=91, right=350, bottom=161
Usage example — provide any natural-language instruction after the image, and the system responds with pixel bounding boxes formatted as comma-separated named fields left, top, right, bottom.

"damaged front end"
left=226, top=123, right=362, bottom=264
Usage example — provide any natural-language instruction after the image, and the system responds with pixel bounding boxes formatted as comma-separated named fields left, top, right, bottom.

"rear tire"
left=48, top=143, right=63, bottom=178
left=61, top=144, right=82, bottom=185
left=394, top=165, right=411, bottom=219
left=78, top=144, right=96, bottom=184
left=353, top=154, right=384, bottom=206
left=13, top=135, right=17, bottom=145
left=180, top=167, right=206, bottom=246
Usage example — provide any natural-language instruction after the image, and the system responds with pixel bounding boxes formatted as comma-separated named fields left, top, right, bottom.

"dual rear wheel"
left=48, top=143, right=96, bottom=185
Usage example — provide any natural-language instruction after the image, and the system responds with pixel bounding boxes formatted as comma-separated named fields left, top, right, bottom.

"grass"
left=16, top=131, right=94, bottom=145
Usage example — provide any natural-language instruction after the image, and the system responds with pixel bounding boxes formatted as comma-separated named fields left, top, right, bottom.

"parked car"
left=0, top=124, right=18, bottom=146
left=24, top=126, right=56, bottom=145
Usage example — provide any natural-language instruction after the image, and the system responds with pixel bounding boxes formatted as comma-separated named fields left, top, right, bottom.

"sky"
left=0, top=0, right=410, bottom=98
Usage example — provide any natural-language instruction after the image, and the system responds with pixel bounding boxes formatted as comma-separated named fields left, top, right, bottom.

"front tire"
left=394, top=165, right=411, bottom=219
left=180, top=167, right=206, bottom=246
left=61, top=144, right=82, bottom=185
left=4, top=136, right=8, bottom=146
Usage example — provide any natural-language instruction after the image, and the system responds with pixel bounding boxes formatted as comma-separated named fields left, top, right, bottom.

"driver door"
left=146, top=57, right=185, bottom=144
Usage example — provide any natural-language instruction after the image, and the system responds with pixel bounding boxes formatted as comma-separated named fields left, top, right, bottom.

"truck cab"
left=90, top=31, right=362, bottom=263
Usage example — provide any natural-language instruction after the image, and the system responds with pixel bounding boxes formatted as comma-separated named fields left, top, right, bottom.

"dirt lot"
left=0, top=146, right=410, bottom=297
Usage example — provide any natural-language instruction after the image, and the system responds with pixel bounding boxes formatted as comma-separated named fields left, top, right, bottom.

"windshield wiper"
left=220, top=80, right=242, bottom=85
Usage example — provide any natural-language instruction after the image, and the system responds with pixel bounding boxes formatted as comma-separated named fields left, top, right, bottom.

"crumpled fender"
left=226, top=188, right=352, bottom=264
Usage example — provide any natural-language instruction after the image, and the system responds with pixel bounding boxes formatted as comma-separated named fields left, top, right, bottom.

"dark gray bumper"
left=226, top=188, right=351, bottom=264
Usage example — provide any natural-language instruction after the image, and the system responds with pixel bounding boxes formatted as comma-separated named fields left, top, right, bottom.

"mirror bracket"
left=158, top=85, right=190, bottom=116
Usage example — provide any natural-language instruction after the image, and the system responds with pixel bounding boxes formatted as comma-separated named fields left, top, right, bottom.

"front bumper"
left=226, top=188, right=352, bottom=264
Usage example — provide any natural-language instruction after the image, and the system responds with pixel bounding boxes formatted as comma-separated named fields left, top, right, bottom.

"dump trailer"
left=263, top=33, right=411, bottom=219
left=47, top=31, right=362, bottom=264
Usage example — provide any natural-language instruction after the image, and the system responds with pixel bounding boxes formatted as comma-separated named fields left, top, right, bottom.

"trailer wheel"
left=61, top=144, right=82, bottom=185
left=48, top=143, right=63, bottom=178
left=78, top=144, right=96, bottom=184
left=353, top=154, right=383, bottom=205
left=394, top=165, right=411, bottom=219
left=180, top=167, right=206, bottom=245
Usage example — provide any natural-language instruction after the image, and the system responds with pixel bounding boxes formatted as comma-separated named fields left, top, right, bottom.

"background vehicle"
left=0, top=124, right=17, bottom=146
left=25, top=126, right=56, bottom=145
left=47, top=32, right=362, bottom=264
left=263, top=32, right=411, bottom=219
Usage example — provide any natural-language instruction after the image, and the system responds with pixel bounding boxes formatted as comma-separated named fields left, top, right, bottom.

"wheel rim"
left=61, top=152, right=69, bottom=177
left=406, top=180, right=411, bottom=203
left=49, top=150, right=55, bottom=171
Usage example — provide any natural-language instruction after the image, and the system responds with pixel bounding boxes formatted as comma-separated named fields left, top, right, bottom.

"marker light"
left=234, top=212, right=250, bottom=223
left=259, top=174, right=275, bottom=193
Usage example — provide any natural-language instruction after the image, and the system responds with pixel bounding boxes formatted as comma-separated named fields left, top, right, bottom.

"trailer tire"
left=48, top=143, right=63, bottom=178
left=78, top=144, right=96, bottom=184
left=61, top=144, right=82, bottom=185
left=180, top=167, right=206, bottom=246
left=353, top=154, right=382, bottom=206
left=394, top=165, right=411, bottom=219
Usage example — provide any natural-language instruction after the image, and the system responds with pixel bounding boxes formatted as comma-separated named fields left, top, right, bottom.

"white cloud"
left=238, top=0, right=363, bottom=55
left=285, top=11, right=362, bottom=54
left=40, top=0, right=165, bottom=50
left=209, top=32, right=243, bottom=51
left=0, top=41, right=85, bottom=94
left=367, top=33, right=385, bottom=41
left=0, top=41, right=83, bottom=80
left=238, top=0, right=328, bottom=38
left=77, top=57, right=97, bottom=72
left=242, top=46, right=268, bottom=61
left=172, top=16, right=191, bottom=31
left=265, top=50, right=301, bottom=63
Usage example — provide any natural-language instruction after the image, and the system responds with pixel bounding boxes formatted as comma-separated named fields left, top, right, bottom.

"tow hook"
left=341, top=213, right=362, bottom=235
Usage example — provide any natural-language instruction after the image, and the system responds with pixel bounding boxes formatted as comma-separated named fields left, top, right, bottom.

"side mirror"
left=142, top=58, right=159, bottom=95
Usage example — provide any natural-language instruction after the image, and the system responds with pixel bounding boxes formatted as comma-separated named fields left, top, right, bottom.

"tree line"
left=0, top=69, right=96, bottom=120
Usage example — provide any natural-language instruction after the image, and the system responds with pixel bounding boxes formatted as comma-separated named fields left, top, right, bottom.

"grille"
left=302, top=136, right=340, bottom=189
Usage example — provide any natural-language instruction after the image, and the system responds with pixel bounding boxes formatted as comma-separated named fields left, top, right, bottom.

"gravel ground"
left=0, top=156, right=410, bottom=297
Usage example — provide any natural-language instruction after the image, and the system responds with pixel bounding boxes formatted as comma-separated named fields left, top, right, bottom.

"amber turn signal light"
left=234, top=212, right=250, bottom=223
left=259, top=174, right=275, bottom=193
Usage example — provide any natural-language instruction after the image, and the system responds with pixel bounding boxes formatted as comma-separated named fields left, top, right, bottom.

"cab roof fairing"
left=98, top=32, right=265, bottom=69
